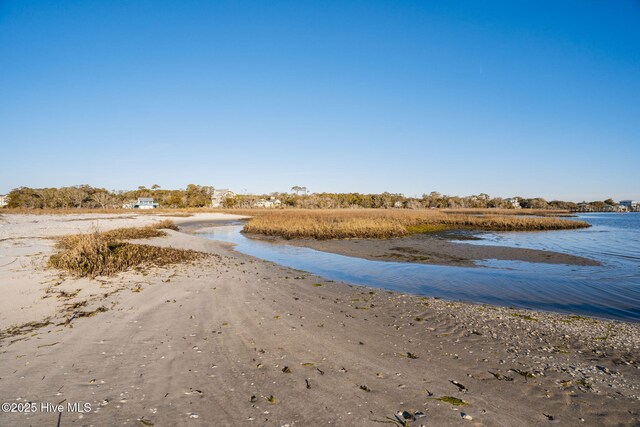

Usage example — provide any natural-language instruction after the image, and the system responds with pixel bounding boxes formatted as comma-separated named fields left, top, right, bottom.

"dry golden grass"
left=56, top=220, right=178, bottom=250
left=442, top=208, right=575, bottom=217
left=241, top=209, right=590, bottom=240
left=49, top=221, right=204, bottom=277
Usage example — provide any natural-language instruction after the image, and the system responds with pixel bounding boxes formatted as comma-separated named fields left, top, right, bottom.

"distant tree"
left=151, top=184, right=161, bottom=190
left=92, top=190, right=114, bottom=208
left=185, top=184, right=210, bottom=207
left=604, top=198, right=616, bottom=206
left=291, top=186, right=307, bottom=195
left=222, top=195, right=239, bottom=208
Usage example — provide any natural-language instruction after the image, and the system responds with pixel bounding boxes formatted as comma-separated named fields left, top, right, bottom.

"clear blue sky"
left=1, top=0, right=638, bottom=201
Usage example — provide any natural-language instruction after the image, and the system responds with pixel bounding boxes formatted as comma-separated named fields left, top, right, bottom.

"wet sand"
left=0, top=213, right=638, bottom=426
left=244, top=232, right=600, bottom=267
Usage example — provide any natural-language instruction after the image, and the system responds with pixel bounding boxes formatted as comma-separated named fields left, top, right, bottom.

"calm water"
left=198, top=213, right=640, bottom=322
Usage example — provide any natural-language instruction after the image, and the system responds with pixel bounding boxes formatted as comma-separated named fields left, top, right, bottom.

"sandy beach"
left=0, top=213, right=638, bottom=426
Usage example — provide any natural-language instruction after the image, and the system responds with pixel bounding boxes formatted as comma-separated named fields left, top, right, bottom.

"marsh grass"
left=49, top=221, right=204, bottom=278
left=241, top=209, right=590, bottom=240
left=55, top=220, right=178, bottom=250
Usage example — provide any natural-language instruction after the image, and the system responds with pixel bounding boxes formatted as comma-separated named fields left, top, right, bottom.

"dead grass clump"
left=151, top=219, right=180, bottom=230
left=242, top=209, right=590, bottom=240
left=56, top=221, right=178, bottom=250
left=49, top=226, right=204, bottom=278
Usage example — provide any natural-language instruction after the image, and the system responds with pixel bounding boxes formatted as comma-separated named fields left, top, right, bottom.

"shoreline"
left=0, top=213, right=638, bottom=426
left=241, top=231, right=600, bottom=268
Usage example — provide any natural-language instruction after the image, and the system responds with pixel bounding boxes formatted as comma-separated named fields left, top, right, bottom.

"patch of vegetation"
left=433, top=396, right=466, bottom=406
left=405, top=224, right=450, bottom=234
left=511, top=313, right=538, bottom=321
left=49, top=224, right=204, bottom=278
left=560, top=315, right=597, bottom=324
left=56, top=221, right=178, bottom=251
left=241, top=209, right=590, bottom=240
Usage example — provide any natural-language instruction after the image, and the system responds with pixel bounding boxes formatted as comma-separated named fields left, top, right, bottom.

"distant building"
left=133, top=197, right=159, bottom=209
left=0, top=194, right=7, bottom=208
left=506, top=197, right=521, bottom=209
left=211, top=189, right=236, bottom=208
left=576, top=202, right=592, bottom=212
left=254, top=197, right=282, bottom=208
left=619, top=200, right=639, bottom=212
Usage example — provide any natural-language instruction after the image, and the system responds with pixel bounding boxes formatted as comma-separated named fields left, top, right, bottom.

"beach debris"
left=511, top=313, right=538, bottom=321
left=406, top=352, right=419, bottom=359
left=267, top=395, right=277, bottom=404
left=305, top=379, right=311, bottom=389
left=512, top=369, right=536, bottom=381
left=301, top=362, right=315, bottom=367
left=432, top=396, right=466, bottom=406
left=489, top=371, right=513, bottom=381
left=316, top=368, right=325, bottom=375
left=0, top=318, right=52, bottom=341
left=596, top=365, right=612, bottom=375
left=400, top=411, right=415, bottom=420
left=414, top=411, right=426, bottom=419
left=138, top=418, right=154, bottom=426
left=282, top=366, right=292, bottom=373
left=450, top=380, right=468, bottom=392
left=311, top=283, right=323, bottom=287
left=543, top=413, right=555, bottom=421
left=359, top=384, right=371, bottom=392
left=339, top=367, right=348, bottom=373
left=461, top=412, right=473, bottom=421
left=250, top=395, right=257, bottom=403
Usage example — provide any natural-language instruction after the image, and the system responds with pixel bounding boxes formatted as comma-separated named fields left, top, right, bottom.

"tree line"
left=1, top=185, right=621, bottom=211
left=3, top=185, right=213, bottom=209
left=226, top=191, right=582, bottom=210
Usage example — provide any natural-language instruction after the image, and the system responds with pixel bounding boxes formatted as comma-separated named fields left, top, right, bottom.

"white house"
left=133, top=197, right=159, bottom=209
left=211, top=189, right=236, bottom=208
left=506, top=197, right=521, bottom=209
left=0, top=194, right=7, bottom=208
left=254, top=197, right=282, bottom=208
